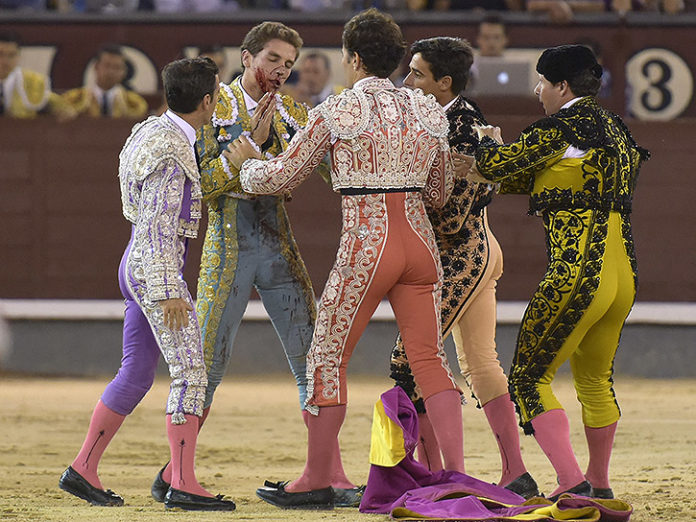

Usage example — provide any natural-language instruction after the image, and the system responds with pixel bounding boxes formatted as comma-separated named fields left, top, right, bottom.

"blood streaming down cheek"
left=255, top=67, right=270, bottom=94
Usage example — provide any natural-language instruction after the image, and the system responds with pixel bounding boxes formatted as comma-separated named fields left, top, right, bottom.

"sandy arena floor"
left=0, top=374, right=694, bottom=521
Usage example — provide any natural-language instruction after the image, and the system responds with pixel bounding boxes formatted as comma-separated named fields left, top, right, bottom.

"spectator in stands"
left=0, top=32, right=75, bottom=121
left=80, top=0, right=139, bottom=11
left=284, top=51, right=342, bottom=107
left=468, top=15, right=515, bottom=95
left=426, top=0, right=522, bottom=9
left=526, top=1, right=577, bottom=23
left=0, top=0, right=45, bottom=9
left=616, top=0, right=685, bottom=13
left=0, top=31, right=75, bottom=120
left=62, top=45, right=148, bottom=118
left=527, top=0, right=684, bottom=21
left=476, top=14, right=508, bottom=58
left=198, top=45, right=230, bottom=83
left=151, top=0, right=235, bottom=11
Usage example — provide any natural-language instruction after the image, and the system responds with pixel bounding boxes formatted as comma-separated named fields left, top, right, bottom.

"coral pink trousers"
left=306, top=192, right=459, bottom=411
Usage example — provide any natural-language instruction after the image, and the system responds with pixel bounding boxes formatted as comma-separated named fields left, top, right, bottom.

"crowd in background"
left=0, top=0, right=691, bottom=15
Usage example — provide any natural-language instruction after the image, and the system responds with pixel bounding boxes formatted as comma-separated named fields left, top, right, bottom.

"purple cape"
left=360, top=387, right=632, bottom=521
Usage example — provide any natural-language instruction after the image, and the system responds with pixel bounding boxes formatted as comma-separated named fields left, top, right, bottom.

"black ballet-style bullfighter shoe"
left=548, top=480, right=592, bottom=501
left=164, top=487, right=236, bottom=511
left=256, top=481, right=334, bottom=509
left=591, top=486, right=615, bottom=499
left=58, top=466, right=124, bottom=506
left=332, top=484, right=366, bottom=508
left=503, top=472, right=541, bottom=499
left=150, top=463, right=170, bottom=502
left=263, top=479, right=361, bottom=508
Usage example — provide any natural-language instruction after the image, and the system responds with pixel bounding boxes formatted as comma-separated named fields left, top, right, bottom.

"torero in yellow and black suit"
left=473, top=44, right=649, bottom=500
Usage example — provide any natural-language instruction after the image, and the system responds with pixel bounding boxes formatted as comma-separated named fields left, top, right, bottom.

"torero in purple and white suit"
left=113, top=111, right=207, bottom=421
left=59, top=57, right=235, bottom=511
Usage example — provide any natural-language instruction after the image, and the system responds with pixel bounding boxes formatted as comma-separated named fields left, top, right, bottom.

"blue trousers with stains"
left=196, top=196, right=317, bottom=409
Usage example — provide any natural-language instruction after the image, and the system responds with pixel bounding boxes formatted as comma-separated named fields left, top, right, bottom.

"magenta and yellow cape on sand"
left=360, top=387, right=633, bottom=521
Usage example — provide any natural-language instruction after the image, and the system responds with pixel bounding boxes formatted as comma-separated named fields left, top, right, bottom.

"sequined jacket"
left=475, top=96, right=649, bottom=215
left=196, top=77, right=309, bottom=210
left=1, top=66, right=71, bottom=118
left=119, top=115, right=202, bottom=301
left=240, top=77, right=453, bottom=208
left=428, top=95, right=494, bottom=236
left=62, top=85, right=148, bottom=118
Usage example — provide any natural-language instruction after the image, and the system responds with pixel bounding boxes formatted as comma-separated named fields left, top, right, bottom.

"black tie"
left=0, top=82, right=5, bottom=115
left=101, top=94, right=109, bottom=116
left=194, top=146, right=200, bottom=167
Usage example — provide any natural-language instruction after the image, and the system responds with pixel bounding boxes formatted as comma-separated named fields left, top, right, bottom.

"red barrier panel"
left=1, top=115, right=693, bottom=301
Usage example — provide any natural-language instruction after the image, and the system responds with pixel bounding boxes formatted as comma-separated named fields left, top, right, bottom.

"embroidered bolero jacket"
left=428, top=95, right=495, bottom=236
left=196, top=77, right=309, bottom=208
left=240, top=77, right=454, bottom=208
left=474, top=96, right=649, bottom=215
left=119, top=115, right=202, bottom=301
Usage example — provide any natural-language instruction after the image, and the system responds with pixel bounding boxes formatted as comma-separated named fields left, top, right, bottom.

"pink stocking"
left=71, top=400, right=126, bottom=490
left=302, top=408, right=354, bottom=489
left=424, top=390, right=465, bottom=472
left=167, top=414, right=211, bottom=497
left=287, top=404, right=346, bottom=492
left=531, top=409, right=585, bottom=496
left=482, top=393, right=526, bottom=485
left=416, top=412, right=443, bottom=471
left=162, top=406, right=209, bottom=484
left=584, top=421, right=617, bottom=489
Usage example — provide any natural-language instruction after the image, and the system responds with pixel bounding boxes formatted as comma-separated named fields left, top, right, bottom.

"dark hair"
left=302, top=51, right=331, bottom=71
left=566, top=70, right=602, bottom=97
left=0, top=30, right=21, bottom=45
left=198, top=44, right=224, bottom=56
left=411, top=37, right=474, bottom=94
left=96, top=44, right=124, bottom=62
left=241, top=21, right=303, bottom=66
left=342, top=8, right=407, bottom=79
left=162, top=57, right=218, bottom=114
left=480, top=14, right=505, bottom=31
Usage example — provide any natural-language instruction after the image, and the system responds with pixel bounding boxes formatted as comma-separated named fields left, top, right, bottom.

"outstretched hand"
left=223, top=135, right=263, bottom=170
left=452, top=153, right=476, bottom=179
left=465, top=164, right=490, bottom=184
left=472, top=124, right=504, bottom=144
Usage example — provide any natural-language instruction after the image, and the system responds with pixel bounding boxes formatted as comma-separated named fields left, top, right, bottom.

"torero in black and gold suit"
left=475, top=94, right=648, bottom=433
left=389, top=95, right=533, bottom=485
left=390, top=95, right=499, bottom=407
left=473, top=44, right=649, bottom=498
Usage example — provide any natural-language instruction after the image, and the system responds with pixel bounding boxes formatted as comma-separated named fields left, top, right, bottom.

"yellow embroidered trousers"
left=509, top=210, right=636, bottom=433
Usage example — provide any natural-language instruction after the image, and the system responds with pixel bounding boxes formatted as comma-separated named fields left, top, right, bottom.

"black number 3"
left=641, top=59, right=672, bottom=112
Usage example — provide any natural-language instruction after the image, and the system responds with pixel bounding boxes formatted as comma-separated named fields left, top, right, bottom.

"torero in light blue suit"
left=195, top=76, right=317, bottom=409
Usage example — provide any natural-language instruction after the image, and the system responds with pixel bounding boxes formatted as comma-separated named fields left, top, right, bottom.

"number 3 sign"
left=626, top=48, right=693, bottom=121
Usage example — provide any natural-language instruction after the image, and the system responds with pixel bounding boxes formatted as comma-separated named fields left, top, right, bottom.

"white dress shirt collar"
left=239, top=81, right=259, bottom=116
left=442, top=96, right=457, bottom=112
left=165, top=109, right=197, bottom=147
left=561, top=97, right=582, bottom=110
